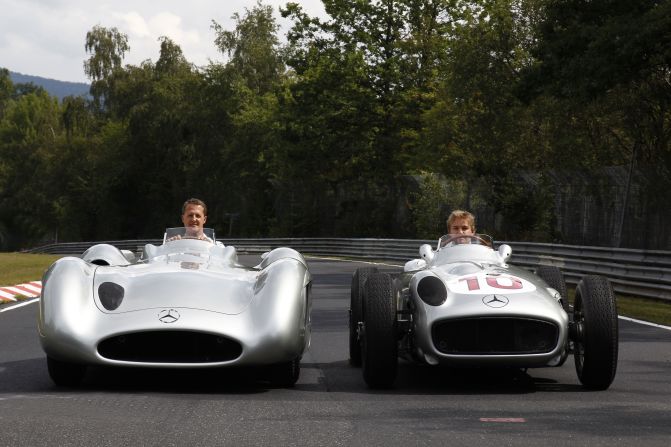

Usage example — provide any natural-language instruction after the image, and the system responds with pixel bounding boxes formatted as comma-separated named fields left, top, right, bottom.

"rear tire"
left=47, top=356, right=86, bottom=387
left=361, top=273, right=398, bottom=388
left=267, top=357, right=301, bottom=387
left=573, top=275, right=618, bottom=390
left=349, top=267, right=379, bottom=366
left=536, top=265, right=569, bottom=313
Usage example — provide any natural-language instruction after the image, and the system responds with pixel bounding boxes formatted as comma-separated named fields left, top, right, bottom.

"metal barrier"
left=26, top=237, right=671, bottom=301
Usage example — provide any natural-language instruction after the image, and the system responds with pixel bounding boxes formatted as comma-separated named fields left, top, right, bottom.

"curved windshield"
left=437, top=233, right=493, bottom=249
left=163, top=227, right=216, bottom=244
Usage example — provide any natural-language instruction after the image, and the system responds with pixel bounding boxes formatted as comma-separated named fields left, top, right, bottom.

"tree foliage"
left=1, top=0, right=669, bottom=249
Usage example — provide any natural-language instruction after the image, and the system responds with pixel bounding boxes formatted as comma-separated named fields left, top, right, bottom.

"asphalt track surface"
left=1, top=255, right=671, bottom=446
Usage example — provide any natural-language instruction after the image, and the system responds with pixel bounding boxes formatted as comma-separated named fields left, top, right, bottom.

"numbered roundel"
left=447, top=272, right=535, bottom=295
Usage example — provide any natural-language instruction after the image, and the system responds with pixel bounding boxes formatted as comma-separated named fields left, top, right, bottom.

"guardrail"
left=26, top=238, right=671, bottom=301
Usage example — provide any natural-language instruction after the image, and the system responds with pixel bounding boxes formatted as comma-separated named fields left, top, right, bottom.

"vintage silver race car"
left=38, top=228, right=312, bottom=387
left=349, top=234, right=618, bottom=390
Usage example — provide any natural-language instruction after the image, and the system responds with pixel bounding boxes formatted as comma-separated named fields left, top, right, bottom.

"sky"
left=0, top=0, right=326, bottom=83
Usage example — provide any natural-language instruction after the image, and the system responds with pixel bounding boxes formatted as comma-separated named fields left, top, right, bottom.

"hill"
left=8, top=70, right=89, bottom=101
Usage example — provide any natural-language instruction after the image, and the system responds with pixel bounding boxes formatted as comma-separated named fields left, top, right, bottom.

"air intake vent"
left=98, top=331, right=242, bottom=363
left=432, top=317, right=558, bottom=355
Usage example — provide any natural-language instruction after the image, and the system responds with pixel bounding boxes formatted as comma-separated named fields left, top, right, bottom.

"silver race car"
left=38, top=228, right=312, bottom=387
left=350, top=234, right=618, bottom=390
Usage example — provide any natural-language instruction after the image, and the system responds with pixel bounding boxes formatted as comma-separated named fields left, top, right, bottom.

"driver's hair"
left=446, top=210, right=475, bottom=232
left=182, top=198, right=208, bottom=216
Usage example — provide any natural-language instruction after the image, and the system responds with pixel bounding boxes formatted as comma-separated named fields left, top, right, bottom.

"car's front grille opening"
left=98, top=331, right=243, bottom=363
left=432, top=317, right=559, bottom=355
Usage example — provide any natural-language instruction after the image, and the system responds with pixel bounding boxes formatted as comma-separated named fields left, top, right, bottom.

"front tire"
left=361, top=273, right=398, bottom=388
left=572, top=275, right=618, bottom=390
left=47, top=356, right=86, bottom=387
left=267, top=357, right=301, bottom=387
left=349, top=267, right=379, bottom=366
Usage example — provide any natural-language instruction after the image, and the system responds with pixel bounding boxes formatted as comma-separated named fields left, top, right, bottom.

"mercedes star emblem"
left=482, top=294, right=509, bottom=308
left=158, top=308, right=180, bottom=323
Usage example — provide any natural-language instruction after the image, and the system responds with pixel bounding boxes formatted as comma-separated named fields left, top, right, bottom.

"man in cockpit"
left=169, top=198, right=213, bottom=242
left=446, top=210, right=475, bottom=244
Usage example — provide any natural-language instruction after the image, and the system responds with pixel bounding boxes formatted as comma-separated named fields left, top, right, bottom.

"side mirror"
left=498, top=244, right=512, bottom=262
left=419, top=244, right=435, bottom=264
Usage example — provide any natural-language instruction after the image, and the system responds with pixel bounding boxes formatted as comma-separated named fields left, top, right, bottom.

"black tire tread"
left=574, top=275, right=618, bottom=390
left=267, top=357, right=301, bottom=387
left=47, top=356, right=86, bottom=387
left=349, top=267, right=379, bottom=366
left=362, top=273, right=398, bottom=388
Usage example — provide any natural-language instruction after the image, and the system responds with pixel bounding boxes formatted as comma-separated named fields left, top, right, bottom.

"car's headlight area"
left=416, top=276, right=447, bottom=306
left=98, top=282, right=125, bottom=310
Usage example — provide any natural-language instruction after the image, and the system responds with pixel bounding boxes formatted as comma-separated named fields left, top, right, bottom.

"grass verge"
left=0, top=252, right=63, bottom=285
left=612, top=295, right=671, bottom=327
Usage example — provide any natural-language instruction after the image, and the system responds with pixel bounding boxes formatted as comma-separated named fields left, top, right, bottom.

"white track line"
left=0, top=298, right=39, bottom=312
left=618, top=315, right=671, bottom=331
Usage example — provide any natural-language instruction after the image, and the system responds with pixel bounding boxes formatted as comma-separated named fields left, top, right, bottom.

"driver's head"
left=447, top=210, right=475, bottom=236
left=181, top=198, right=207, bottom=237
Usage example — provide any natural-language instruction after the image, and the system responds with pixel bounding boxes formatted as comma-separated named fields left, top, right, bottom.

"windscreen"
left=163, top=227, right=216, bottom=244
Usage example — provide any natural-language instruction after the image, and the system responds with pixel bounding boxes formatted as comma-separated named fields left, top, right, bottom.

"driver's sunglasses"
left=451, top=226, right=472, bottom=231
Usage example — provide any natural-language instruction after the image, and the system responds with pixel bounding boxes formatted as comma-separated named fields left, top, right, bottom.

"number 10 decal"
left=459, top=275, right=523, bottom=291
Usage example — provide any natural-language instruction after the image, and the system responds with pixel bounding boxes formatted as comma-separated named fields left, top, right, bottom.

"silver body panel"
left=38, top=238, right=312, bottom=368
left=402, top=239, right=568, bottom=367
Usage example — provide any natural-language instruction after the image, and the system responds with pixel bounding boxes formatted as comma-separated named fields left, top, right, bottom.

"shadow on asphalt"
left=303, top=360, right=585, bottom=395
left=0, top=357, right=286, bottom=395
left=1, top=357, right=583, bottom=395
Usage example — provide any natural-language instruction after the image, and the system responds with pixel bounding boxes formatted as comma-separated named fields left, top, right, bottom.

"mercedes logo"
left=158, top=308, right=180, bottom=323
left=482, top=295, right=509, bottom=308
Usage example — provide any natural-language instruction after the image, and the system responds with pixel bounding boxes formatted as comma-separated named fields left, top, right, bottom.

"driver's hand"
left=167, top=235, right=182, bottom=242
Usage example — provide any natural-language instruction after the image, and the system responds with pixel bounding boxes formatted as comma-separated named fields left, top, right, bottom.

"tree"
left=206, top=1, right=288, bottom=235
left=418, top=0, right=559, bottom=238
left=84, top=25, right=130, bottom=110
left=525, top=0, right=671, bottom=99
left=0, top=89, right=62, bottom=246
left=212, top=1, right=284, bottom=94
left=0, top=68, right=14, bottom=112
left=280, top=0, right=458, bottom=235
left=155, top=37, right=192, bottom=76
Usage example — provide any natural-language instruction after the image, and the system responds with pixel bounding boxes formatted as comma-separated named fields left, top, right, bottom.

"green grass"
left=0, top=252, right=63, bottom=285
left=611, top=295, right=671, bottom=327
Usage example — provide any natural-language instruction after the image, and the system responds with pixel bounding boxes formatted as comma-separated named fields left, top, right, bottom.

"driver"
left=446, top=210, right=475, bottom=244
left=168, top=198, right=212, bottom=242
